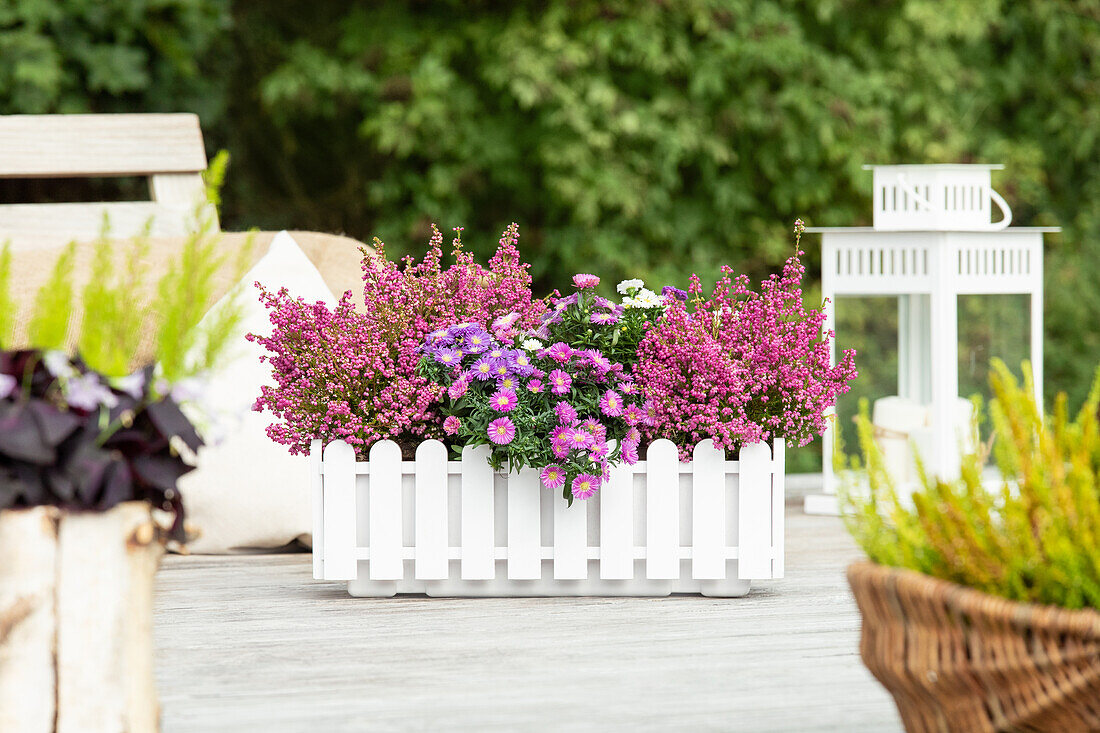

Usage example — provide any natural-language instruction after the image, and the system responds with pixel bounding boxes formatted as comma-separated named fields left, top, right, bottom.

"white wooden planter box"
left=311, top=437, right=784, bottom=597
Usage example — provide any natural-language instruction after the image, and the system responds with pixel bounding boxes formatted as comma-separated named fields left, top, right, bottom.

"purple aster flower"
left=588, top=352, right=612, bottom=374
left=571, top=473, right=600, bottom=499
left=469, top=357, right=495, bottom=381
left=661, top=286, right=689, bottom=301
left=589, top=441, right=609, bottom=460
left=619, top=381, right=638, bottom=396
left=0, top=373, right=16, bottom=400
left=443, top=416, right=462, bottom=435
left=540, top=465, right=566, bottom=490
left=566, top=428, right=594, bottom=450
left=551, top=439, right=570, bottom=459
left=625, top=426, right=641, bottom=445
left=590, top=312, right=619, bottom=325
left=488, top=417, right=516, bottom=445
left=448, top=377, right=470, bottom=400
left=643, top=400, right=659, bottom=427
left=581, top=418, right=606, bottom=441
left=463, top=330, right=492, bottom=354
left=526, top=378, right=544, bottom=393
left=546, top=342, right=572, bottom=363
left=622, top=439, right=640, bottom=465
left=492, top=361, right=512, bottom=379
left=497, top=375, right=520, bottom=391
left=554, top=293, right=579, bottom=309
left=548, top=369, right=572, bottom=395
left=487, top=347, right=507, bottom=360
left=426, top=328, right=450, bottom=345
left=435, top=347, right=462, bottom=366
left=594, top=296, right=616, bottom=310
left=599, top=390, right=623, bottom=417
left=572, top=273, right=600, bottom=289
left=554, top=401, right=578, bottom=424
left=492, top=312, right=521, bottom=331
left=622, top=403, right=644, bottom=426
left=490, top=389, right=518, bottom=412
left=551, top=425, right=573, bottom=444
left=511, top=351, right=535, bottom=376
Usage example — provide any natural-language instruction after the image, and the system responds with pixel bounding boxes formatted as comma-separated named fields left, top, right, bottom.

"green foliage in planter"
left=0, top=244, right=13, bottom=346
left=841, top=360, right=1100, bottom=610
left=0, top=197, right=251, bottom=383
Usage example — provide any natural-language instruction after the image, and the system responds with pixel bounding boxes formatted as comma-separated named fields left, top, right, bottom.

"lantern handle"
left=896, top=172, right=1012, bottom=230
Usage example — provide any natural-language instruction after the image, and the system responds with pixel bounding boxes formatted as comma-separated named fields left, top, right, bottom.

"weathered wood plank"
left=154, top=509, right=903, bottom=732
left=0, top=114, right=207, bottom=177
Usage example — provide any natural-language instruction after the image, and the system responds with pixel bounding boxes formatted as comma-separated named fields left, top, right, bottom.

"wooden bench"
left=0, top=113, right=216, bottom=250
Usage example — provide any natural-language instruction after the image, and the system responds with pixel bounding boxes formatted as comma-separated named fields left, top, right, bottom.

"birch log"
left=0, top=507, right=59, bottom=733
left=0, top=502, right=163, bottom=733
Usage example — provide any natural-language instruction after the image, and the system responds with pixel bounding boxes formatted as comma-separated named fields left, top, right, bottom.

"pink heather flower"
left=251, top=222, right=547, bottom=459
left=572, top=273, right=600, bottom=289
left=527, top=378, right=544, bottom=393
left=566, top=428, right=594, bottom=450
left=548, top=369, right=572, bottom=395
left=599, top=390, right=623, bottom=417
left=443, top=416, right=462, bottom=435
left=634, top=246, right=857, bottom=458
left=448, top=377, right=469, bottom=400
left=546, top=342, right=573, bottom=363
left=554, top=401, right=578, bottom=424
left=488, top=417, right=516, bottom=445
left=540, top=465, right=565, bottom=490
left=490, top=389, right=518, bottom=412
left=571, top=473, right=600, bottom=499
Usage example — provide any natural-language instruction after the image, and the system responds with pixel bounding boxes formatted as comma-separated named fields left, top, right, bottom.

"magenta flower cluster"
left=635, top=245, right=857, bottom=459
left=250, top=224, right=546, bottom=456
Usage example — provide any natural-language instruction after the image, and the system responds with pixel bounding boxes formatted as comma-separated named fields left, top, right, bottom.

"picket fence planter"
left=311, top=437, right=785, bottom=597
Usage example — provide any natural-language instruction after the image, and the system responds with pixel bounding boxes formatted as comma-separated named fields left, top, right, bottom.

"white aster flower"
left=522, top=338, right=544, bottom=351
left=616, top=278, right=644, bottom=295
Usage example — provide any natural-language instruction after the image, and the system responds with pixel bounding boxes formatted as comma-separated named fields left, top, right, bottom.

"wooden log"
left=0, top=506, right=59, bottom=733
left=56, top=502, right=163, bottom=733
left=0, top=502, right=163, bottom=733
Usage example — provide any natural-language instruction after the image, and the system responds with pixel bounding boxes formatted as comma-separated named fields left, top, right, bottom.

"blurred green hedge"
left=2, top=0, right=1098, bottom=412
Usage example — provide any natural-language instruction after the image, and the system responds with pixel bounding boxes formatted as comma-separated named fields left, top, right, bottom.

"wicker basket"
left=847, top=562, right=1100, bottom=732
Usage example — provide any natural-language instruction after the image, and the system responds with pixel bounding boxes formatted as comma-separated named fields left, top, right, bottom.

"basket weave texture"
left=847, top=562, right=1100, bottom=732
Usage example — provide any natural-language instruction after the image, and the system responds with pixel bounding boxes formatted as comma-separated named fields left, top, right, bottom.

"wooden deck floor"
left=154, top=508, right=903, bottom=732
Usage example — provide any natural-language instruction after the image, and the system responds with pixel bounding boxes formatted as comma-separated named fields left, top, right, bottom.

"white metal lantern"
left=804, top=164, right=1058, bottom=515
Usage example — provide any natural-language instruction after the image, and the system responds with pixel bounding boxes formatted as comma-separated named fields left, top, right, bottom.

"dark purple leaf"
left=145, top=399, right=203, bottom=452
left=0, top=403, right=56, bottom=465
left=27, top=401, right=82, bottom=447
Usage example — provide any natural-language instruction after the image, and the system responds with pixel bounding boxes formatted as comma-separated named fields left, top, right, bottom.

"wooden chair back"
left=0, top=113, right=214, bottom=251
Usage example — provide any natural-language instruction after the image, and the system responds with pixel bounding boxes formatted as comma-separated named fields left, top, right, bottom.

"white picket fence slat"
left=314, top=437, right=785, bottom=596
left=414, top=441, right=449, bottom=580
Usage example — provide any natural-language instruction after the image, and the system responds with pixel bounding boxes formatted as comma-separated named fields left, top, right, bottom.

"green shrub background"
left=2, top=0, right=1098, bottom=464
